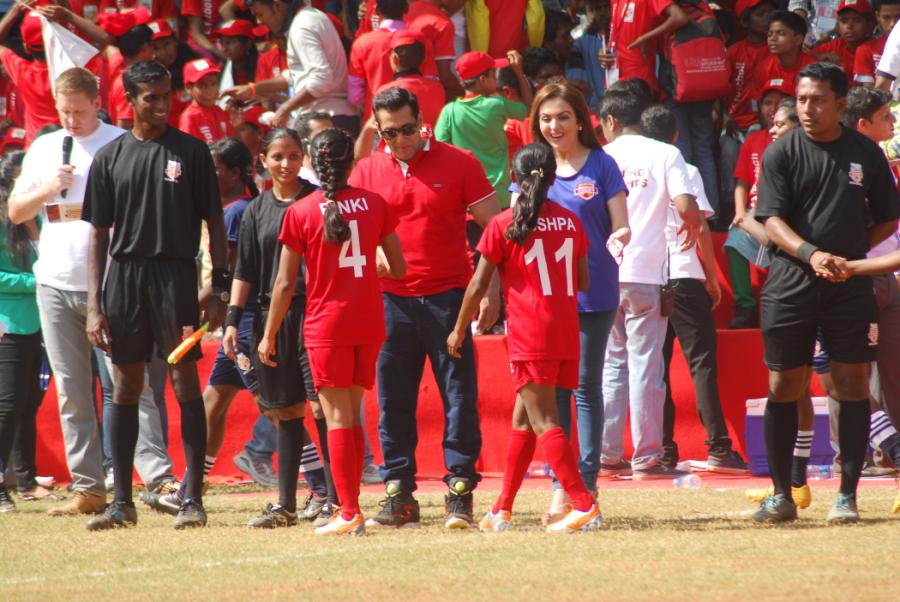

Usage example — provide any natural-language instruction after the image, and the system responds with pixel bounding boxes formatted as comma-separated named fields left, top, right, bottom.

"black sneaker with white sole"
left=707, top=450, right=748, bottom=474
left=632, top=464, right=690, bottom=481
left=86, top=501, right=137, bottom=531
left=600, top=460, right=632, bottom=477
left=173, top=498, right=207, bottom=529
left=365, top=480, right=420, bottom=528
left=139, top=490, right=182, bottom=516
left=298, top=493, right=328, bottom=521
left=248, top=503, right=298, bottom=528
left=0, top=486, right=16, bottom=513
left=444, top=477, right=474, bottom=529
left=312, top=502, right=336, bottom=528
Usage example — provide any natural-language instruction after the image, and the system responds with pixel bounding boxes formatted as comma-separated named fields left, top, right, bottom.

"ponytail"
left=210, top=137, right=258, bottom=198
left=506, top=144, right=557, bottom=245
left=310, top=128, right=355, bottom=244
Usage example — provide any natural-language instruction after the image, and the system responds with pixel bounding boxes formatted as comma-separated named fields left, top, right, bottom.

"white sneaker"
left=546, top=504, right=603, bottom=533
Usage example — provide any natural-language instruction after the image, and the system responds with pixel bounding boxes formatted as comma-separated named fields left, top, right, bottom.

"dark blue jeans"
left=377, top=289, right=482, bottom=492
left=553, top=309, right=617, bottom=492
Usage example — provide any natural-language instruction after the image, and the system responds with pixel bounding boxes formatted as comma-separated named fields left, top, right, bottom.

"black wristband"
left=797, top=242, right=820, bottom=264
left=224, top=304, right=243, bottom=329
left=212, top=268, right=231, bottom=291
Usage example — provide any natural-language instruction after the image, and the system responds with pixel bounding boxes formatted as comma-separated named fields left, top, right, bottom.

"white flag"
left=40, top=16, right=99, bottom=95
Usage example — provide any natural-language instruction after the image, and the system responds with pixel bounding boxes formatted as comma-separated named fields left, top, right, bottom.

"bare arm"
left=258, top=245, right=302, bottom=367
left=469, top=194, right=503, bottom=331
left=0, top=4, right=25, bottom=44
left=220, top=76, right=290, bottom=101
left=37, top=5, right=112, bottom=49
left=437, top=59, right=464, bottom=99
left=355, top=116, right=378, bottom=160
left=628, top=4, right=688, bottom=51
left=844, top=251, right=900, bottom=276
left=86, top=226, right=111, bottom=351
left=202, top=214, right=229, bottom=330
left=673, top=193, right=701, bottom=251
left=696, top=221, right=722, bottom=308
left=221, top=278, right=252, bottom=359
left=764, top=215, right=842, bottom=278
left=447, top=256, right=497, bottom=357
left=379, top=232, right=406, bottom=279
left=577, top=256, right=590, bottom=292
left=189, top=16, right=225, bottom=61
left=218, top=0, right=240, bottom=20
left=9, top=167, right=74, bottom=224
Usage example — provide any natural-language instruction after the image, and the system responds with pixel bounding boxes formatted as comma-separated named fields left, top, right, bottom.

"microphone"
left=61, top=136, right=73, bottom=198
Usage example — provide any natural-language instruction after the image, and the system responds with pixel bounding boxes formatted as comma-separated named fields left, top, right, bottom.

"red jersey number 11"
left=523, top=238, right=574, bottom=296
left=338, top=220, right=367, bottom=278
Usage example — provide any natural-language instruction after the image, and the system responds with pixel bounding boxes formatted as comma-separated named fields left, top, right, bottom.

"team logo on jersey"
left=868, top=323, right=879, bottom=346
left=574, top=182, right=598, bottom=200
left=848, top=162, right=864, bottom=186
left=165, top=160, right=182, bottom=183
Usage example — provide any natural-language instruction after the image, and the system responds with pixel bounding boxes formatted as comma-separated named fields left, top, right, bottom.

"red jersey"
left=405, top=1, right=456, bottom=77
left=481, top=0, right=528, bottom=58
left=182, top=0, right=221, bottom=37
left=477, top=201, right=588, bottom=361
left=811, top=37, right=858, bottom=80
left=611, top=0, right=672, bottom=89
left=749, top=52, right=815, bottom=101
left=375, top=74, right=446, bottom=127
left=504, top=118, right=531, bottom=162
left=348, top=140, right=495, bottom=297
left=726, top=39, right=769, bottom=130
left=853, top=35, right=887, bottom=85
left=733, top=129, right=772, bottom=210
left=256, top=46, right=287, bottom=81
left=349, top=29, right=396, bottom=120
left=107, top=62, right=134, bottom=124
left=0, top=49, right=58, bottom=144
left=178, top=100, right=232, bottom=144
left=279, top=188, right=398, bottom=347
left=355, top=0, right=377, bottom=37
left=168, top=89, right=192, bottom=128
left=0, top=77, right=23, bottom=129
left=99, top=0, right=178, bottom=18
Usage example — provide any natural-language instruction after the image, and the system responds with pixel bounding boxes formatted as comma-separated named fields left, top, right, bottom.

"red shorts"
left=307, top=343, right=380, bottom=390
left=509, top=359, right=578, bottom=392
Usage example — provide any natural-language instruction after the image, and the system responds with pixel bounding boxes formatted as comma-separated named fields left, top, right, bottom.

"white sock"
left=869, top=411, right=897, bottom=449
left=793, top=430, right=814, bottom=458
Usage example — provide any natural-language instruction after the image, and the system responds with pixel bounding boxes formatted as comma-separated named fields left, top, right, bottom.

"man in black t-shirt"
left=81, top=61, right=229, bottom=531
left=754, top=62, right=900, bottom=524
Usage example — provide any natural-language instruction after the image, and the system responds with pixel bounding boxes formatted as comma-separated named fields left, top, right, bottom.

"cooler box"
left=745, top=397, right=834, bottom=476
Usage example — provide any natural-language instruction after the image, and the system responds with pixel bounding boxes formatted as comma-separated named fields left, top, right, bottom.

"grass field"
left=1, top=484, right=898, bottom=601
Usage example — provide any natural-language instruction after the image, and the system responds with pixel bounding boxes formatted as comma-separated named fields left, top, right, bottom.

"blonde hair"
left=55, top=68, right=99, bottom=100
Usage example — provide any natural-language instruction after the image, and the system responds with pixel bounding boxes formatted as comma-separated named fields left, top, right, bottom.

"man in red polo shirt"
left=349, top=0, right=408, bottom=122
left=812, top=0, right=876, bottom=80
left=349, top=86, right=500, bottom=530
left=405, top=0, right=463, bottom=97
left=608, top=0, right=687, bottom=92
left=854, top=0, right=900, bottom=86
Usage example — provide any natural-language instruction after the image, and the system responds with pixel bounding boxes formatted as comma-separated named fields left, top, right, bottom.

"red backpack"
left=658, top=0, right=729, bottom=102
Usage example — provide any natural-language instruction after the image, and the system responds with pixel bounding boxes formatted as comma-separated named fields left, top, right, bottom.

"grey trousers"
left=37, top=285, right=174, bottom=495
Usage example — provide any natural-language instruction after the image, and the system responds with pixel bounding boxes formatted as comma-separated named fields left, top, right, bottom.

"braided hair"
left=0, top=151, right=30, bottom=268
left=506, top=144, right=557, bottom=245
left=310, top=128, right=355, bottom=244
left=210, top=137, right=259, bottom=199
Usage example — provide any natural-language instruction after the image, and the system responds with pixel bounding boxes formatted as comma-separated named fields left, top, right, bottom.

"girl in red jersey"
left=447, top=144, right=602, bottom=534
left=260, top=128, right=405, bottom=536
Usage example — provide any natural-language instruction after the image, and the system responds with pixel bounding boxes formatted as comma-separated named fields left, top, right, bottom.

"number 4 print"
left=523, top=238, right=574, bottom=296
left=338, top=220, right=367, bottom=278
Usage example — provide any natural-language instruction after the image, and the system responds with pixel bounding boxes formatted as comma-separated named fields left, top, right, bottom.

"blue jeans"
left=602, top=283, right=668, bottom=470
left=376, top=289, right=482, bottom=491
left=552, top=309, right=617, bottom=492
left=666, top=99, right=720, bottom=215
left=245, top=415, right=277, bottom=462
left=94, top=347, right=115, bottom=472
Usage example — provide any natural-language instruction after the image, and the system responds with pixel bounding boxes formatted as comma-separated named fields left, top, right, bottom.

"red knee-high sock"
left=494, top=429, right=537, bottom=514
left=328, top=428, right=360, bottom=520
left=352, top=425, right=365, bottom=484
left=539, top=427, right=593, bottom=512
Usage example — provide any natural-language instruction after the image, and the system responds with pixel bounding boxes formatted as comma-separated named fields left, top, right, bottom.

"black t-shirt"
left=234, top=183, right=316, bottom=306
left=82, top=127, right=222, bottom=260
left=756, top=126, right=900, bottom=261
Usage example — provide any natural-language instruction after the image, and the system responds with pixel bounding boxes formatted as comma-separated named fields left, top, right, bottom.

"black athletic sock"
left=838, top=400, right=870, bottom=496
left=277, top=418, right=303, bottom=512
left=111, top=403, right=139, bottom=504
left=316, top=417, right=339, bottom=504
left=764, top=399, right=798, bottom=500
left=300, top=425, right=328, bottom=498
left=180, top=398, right=207, bottom=500
left=790, top=429, right=814, bottom=488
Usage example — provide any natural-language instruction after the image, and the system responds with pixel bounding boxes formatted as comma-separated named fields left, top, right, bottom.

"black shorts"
left=760, top=256, right=877, bottom=371
left=250, top=298, right=315, bottom=409
left=104, top=257, right=201, bottom=365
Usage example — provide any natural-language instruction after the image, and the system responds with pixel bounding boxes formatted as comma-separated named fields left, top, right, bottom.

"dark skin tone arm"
left=764, top=215, right=843, bottom=278
left=86, top=226, right=111, bottom=351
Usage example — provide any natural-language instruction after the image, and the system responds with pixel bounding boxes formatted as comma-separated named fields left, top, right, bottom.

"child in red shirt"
left=179, top=59, right=233, bottom=144
left=812, top=0, right=876, bottom=80
left=98, top=8, right=155, bottom=128
left=447, top=144, right=602, bottom=534
left=263, top=128, right=406, bottom=537
left=727, top=0, right=776, bottom=132
left=749, top=11, right=814, bottom=106
left=853, top=0, right=900, bottom=85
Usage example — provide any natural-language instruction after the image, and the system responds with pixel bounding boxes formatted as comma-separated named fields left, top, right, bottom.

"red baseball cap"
left=837, top=0, right=873, bottom=15
left=389, top=30, right=426, bottom=50
left=760, top=77, right=794, bottom=99
left=20, top=12, right=43, bottom=52
left=147, top=19, right=174, bottom=40
left=1, top=127, right=26, bottom=152
left=213, top=19, right=268, bottom=39
left=98, top=6, right=151, bottom=38
left=735, top=0, right=768, bottom=17
left=241, top=105, right=271, bottom=131
left=455, top=51, right=508, bottom=80
left=183, top=58, right=221, bottom=85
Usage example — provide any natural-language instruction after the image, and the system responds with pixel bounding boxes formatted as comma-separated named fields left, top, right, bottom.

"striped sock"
left=203, top=455, right=216, bottom=478
left=299, top=443, right=323, bottom=473
left=869, top=411, right=897, bottom=449
left=790, top=429, right=814, bottom=488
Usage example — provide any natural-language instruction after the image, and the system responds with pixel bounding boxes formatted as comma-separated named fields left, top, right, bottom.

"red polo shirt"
left=375, top=73, right=447, bottom=127
left=853, top=35, right=887, bottom=85
left=0, top=49, right=58, bottom=144
left=350, top=28, right=396, bottom=120
left=178, top=100, right=232, bottom=144
left=405, top=1, right=455, bottom=77
left=611, top=0, right=672, bottom=89
left=348, top=140, right=495, bottom=296
left=481, top=0, right=528, bottom=57
left=256, top=46, right=288, bottom=81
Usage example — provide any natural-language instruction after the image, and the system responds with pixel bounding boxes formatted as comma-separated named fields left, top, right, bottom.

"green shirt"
left=434, top=95, right=527, bottom=208
left=0, top=221, right=39, bottom=335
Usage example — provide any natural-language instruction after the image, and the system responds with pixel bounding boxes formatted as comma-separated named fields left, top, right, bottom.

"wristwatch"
left=215, top=290, right=231, bottom=303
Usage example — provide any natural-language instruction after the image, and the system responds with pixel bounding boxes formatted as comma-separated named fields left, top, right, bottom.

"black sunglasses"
left=380, top=122, right=419, bottom=140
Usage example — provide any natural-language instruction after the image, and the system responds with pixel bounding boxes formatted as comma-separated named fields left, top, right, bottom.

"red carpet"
left=33, top=233, right=808, bottom=483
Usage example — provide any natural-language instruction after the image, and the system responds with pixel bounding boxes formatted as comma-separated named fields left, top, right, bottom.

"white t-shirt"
left=604, top=134, right=693, bottom=285
left=666, top=164, right=714, bottom=281
left=877, top=22, right=900, bottom=82
left=12, top=122, right=125, bottom=291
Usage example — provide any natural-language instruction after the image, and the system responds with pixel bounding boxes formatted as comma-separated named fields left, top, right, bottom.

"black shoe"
left=633, top=464, right=690, bottom=481
left=444, top=477, right=474, bottom=529
left=298, top=493, right=328, bottom=521
left=600, top=459, right=632, bottom=476
left=365, top=480, right=420, bottom=528
left=707, top=450, right=748, bottom=474
left=312, top=501, right=336, bottom=528
left=248, top=503, right=298, bottom=528
left=86, top=501, right=137, bottom=531
left=752, top=493, right=798, bottom=523
left=661, top=445, right=679, bottom=470
left=0, top=486, right=16, bottom=513
left=728, top=307, right=758, bottom=329
left=139, top=489, right=182, bottom=516
left=174, top=498, right=207, bottom=529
